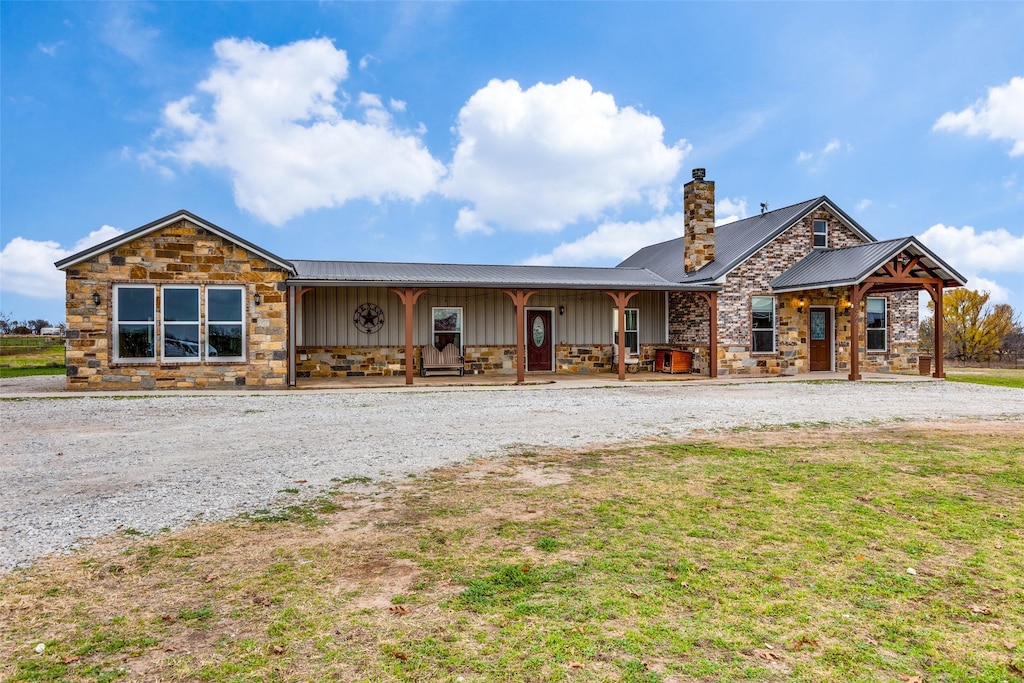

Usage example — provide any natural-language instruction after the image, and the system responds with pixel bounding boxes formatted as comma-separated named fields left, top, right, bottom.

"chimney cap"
left=692, top=168, right=706, bottom=181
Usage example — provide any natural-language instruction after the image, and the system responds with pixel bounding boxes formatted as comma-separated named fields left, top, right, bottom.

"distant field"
left=946, top=368, right=1024, bottom=389
left=0, top=336, right=64, bottom=378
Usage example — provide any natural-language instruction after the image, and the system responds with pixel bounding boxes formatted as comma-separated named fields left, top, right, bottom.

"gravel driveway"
left=2, top=377, right=1022, bottom=571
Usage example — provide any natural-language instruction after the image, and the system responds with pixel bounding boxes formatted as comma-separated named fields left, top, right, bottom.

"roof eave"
left=54, top=210, right=296, bottom=274
left=285, top=277, right=719, bottom=292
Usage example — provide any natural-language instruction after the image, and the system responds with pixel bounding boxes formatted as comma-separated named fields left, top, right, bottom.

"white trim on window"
left=113, top=284, right=156, bottom=363
left=431, top=307, right=463, bottom=351
left=866, top=297, right=888, bottom=353
left=161, top=285, right=201, bottom=363
left=751, top=296, right=776, bottom=353
left=206, top=286, right=246, bottom=362
left=612, top=307, right=640, bottom=355
left=813, top=219, right=828, bottom=248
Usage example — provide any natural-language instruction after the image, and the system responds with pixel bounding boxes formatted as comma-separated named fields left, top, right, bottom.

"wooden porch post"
left=502, top=289, right=538, bottom=385
left=848, top=282, right=871, bottom=381
left=604, top=290, right=639, bottom=381
left=697, top=291, right=718, bottom=378
left=932, top=283, right=945, bottom=378
left=389, top=287, right=427, bottom=386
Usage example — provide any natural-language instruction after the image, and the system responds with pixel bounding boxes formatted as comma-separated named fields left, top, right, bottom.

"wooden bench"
left=420, top=343, right=464, bottom=377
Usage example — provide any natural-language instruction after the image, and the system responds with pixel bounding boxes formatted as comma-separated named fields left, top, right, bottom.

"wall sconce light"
left=92, top=292, right=101, bottom=306
left=559, top=305, right=565, bottom=316
left=254, top=292, right=262, bottom=306
left=796, top=298, right=805, bottom=314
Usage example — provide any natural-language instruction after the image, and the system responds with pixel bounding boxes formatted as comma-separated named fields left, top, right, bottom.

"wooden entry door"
left=809, top=307, right=832, bottom=371
left=526, top=309, right=553, bottom=371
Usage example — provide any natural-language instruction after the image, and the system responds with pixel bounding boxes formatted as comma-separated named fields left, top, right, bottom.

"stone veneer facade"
left=670, top=205, right=920, bottom=376
left=294, top=344, right=671, bottom=377
left=683, top=171, right=716, bottom=274
left=63, top=219, right=290, bottom=390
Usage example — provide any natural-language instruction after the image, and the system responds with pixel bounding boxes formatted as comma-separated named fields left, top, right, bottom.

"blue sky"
left=2, top=1, right=1023, bottom=326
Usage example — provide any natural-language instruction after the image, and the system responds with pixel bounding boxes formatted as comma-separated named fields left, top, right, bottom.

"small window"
left=751, top=296, right=776, bottom=353
left=114, top=285, right=155, bottom=362
left=813, top=219, right=828, bottom=248
left=432, top=307, right=463, bottom=350
left=162, top=286, right=201, bottom=362
left=207, top=287, right=245, bottom=360
left=866, top=297, right=887, bottom=352
left=612, top=308, right=640, bottom=355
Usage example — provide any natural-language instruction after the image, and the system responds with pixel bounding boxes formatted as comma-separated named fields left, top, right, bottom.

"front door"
left=526, top=309, right=553, bottom=372
left=809, top=307, right=832, bottom=371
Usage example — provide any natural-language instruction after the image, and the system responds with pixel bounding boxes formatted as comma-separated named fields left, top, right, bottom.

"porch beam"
left=696, top=291, right=718, bottom=378
left=389, top=287, right=428, bottom=386
left=603, top=290, right=640, bottom=380
left=502, top=289, right=539, bottom=385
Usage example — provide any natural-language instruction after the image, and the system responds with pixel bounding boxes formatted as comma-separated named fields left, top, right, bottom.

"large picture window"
left=866, top=297, right=888, bottom=352
left=432, top=307, right=463, bottom=350
left=163, top=286, right=201, bottom=361
left=114, top=285, right=156, bottom=361
left=751, top=296, right=776, bottom=353
left=207, top=287, right=245, bottom=360
left=612, top=308, right=640, bottom=355
left=113, top=284, right=245, bottom=363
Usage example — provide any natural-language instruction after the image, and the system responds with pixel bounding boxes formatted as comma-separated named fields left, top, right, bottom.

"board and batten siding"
left=299, top=288, right=667, bottom=347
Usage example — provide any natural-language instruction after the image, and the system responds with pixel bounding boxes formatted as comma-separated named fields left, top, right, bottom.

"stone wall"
left=63, top=219, right=290, bottom=390
left=683, top=173, right=716, bottom=274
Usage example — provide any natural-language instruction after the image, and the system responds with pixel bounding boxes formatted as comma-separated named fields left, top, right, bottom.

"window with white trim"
left=612, top=308, right=640, bottom=355
left=866, top=297, right=888, bottom=352
left=207, top=287, right=245, bottom=360
left=813, top=219, right=828, bottom=248
left=114, top=285, right=156, bottom=362
left=162, top=286, right=201, bottom=361
left=112, top=284, right=246, bottom=363
left=751, top=296, right=776, bottom=353
left=432, top=307, right=463, bottom=351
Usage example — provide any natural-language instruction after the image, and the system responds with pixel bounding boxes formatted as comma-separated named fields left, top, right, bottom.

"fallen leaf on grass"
left=393, top=651, right=409, bottom=661
left=61, top=655, right=81, bottom=664
left=203, top=573, right=217, bottom=583
left=899, top=675, right=922, bottom=683
left=969, top=604, right=992, bottom=615
left=626, top=588, right=642, bottom=598
left=270, top=645, right=284, bottom=655
left=790, top=636, right=818, bottom=651
left=568, top=661, right=584, bottom=669
left=388, top=605, right=412, bottom=615
left=666, top=572, right=679, bottom=581
left=1003, top=640, right=1018, bottom=650
left=757, top=650, right=782, bottom=661
left=253, top=596, right=271, bottom=607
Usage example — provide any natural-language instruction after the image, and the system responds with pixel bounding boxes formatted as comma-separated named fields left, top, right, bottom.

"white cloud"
left=715, top=197, right=747, bottom=226
left=147, top=37, right=445, bottom=225
left=797, top=138, right=852, bottom=171
left=389, top=98, right=407, bottom=113
left=524, top=213, right=684, bottom=266
left=918, top=223, right=1024, bottom=273
left=525, top=195, right=749, bottom=266
left=0, top=226, right=123, bottom=299
left=443, top=77, right=689, bottom=234
left=855, top=199, right=872, bottom=212
left=358, top=54, right=378, bottom=71
left=100, top=3, right=159, bottom=62
left=934, top=76, right=1024, bottom=157
left=37, top=41, right=64, bottom=57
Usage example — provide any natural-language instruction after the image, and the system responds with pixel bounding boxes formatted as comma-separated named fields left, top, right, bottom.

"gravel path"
left=2, top=378, right=1022, bottom=571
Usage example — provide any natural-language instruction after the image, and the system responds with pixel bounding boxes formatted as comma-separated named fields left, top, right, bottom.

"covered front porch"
left=284, top=260, right=719, bottom=386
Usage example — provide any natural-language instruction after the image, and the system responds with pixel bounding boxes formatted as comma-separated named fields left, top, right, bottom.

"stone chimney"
left=683, top=168, right=715, bottom=273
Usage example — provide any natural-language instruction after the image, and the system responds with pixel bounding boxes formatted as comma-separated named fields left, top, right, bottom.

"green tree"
left=943, top=289, right=1017, bottom=362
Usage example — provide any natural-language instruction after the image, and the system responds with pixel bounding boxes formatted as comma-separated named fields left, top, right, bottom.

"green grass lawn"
left=0, top=336, right=64, bottom=378
left=2, top=423, right=1022, bottom=682
left=946, top=369, right=1024, bottom=389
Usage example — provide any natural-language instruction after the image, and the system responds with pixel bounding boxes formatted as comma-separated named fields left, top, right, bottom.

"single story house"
left=56, top=169, right=965, bottom=390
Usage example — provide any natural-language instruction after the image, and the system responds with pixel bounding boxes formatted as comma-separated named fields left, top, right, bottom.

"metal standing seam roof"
left=770, top=236, right=968, bottom=292
left=617, top=196, right=875, bottom=283
left=287, top=259, right=717, bottom=291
